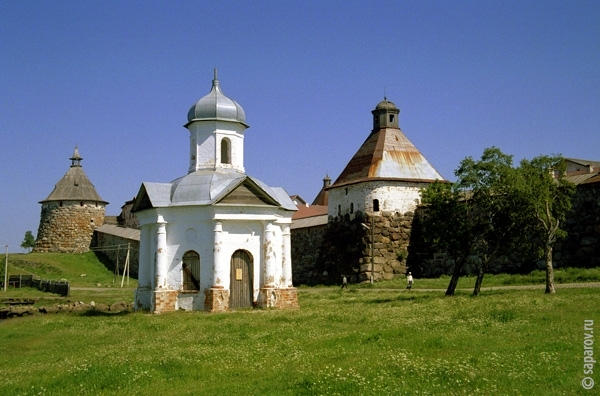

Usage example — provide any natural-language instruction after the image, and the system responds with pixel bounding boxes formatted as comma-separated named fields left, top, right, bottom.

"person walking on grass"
left=341, top=275, right=348, bottom=289
left=406, top=272, right=413, bottom=291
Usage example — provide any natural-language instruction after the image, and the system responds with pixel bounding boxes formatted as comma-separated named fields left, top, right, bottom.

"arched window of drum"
left=350, top=202, right=354, bottom=214
left=373, top=199, right=380, bottom=212
left=221, top=138, right=231, bottom=164
left=182, top=250, right=200, bottom=291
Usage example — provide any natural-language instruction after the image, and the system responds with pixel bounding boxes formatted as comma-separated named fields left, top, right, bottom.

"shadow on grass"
left=78, top=310, right=133, bottom=317
left=365, top=293, right=433, bottom=304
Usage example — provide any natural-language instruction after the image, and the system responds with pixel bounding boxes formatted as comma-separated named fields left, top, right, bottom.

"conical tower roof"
left=332, top=99, right=443, bottom=187
left=40, top=146, right=108, bottom=204
left=311, top=175, right=331, bottom=206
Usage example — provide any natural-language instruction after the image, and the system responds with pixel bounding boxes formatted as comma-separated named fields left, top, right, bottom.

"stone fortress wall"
left=291, top=181, right=600, bottom=285
left=33, top=201, right=105, bottom=253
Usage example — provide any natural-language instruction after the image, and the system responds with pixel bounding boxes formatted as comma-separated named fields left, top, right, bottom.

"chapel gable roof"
left=131, top=183, right=172, bottom=212
left=216, top=178, right=280, bottom=206
left=131, top=170, right=296, bottom=212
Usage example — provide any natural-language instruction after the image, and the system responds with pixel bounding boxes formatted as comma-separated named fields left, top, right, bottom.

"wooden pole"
left=3, top=245, right=8, bottom=292
left=126, top=243, right=130, bottom=286
left=121, top=244, right=130, bottom=288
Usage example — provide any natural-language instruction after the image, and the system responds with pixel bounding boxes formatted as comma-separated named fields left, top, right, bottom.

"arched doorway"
left=230, top=250, right=253, bottom=308
left=182, top=250, right=200, bottom=291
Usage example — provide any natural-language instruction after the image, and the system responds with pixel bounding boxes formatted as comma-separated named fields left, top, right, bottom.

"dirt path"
left=297, top=282, right=600, bottom=293
left=70, top=287, right=136, bottom=292
left=71, top=283, right=600, bottom=294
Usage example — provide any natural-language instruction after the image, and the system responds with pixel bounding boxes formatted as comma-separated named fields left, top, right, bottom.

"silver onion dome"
left=186, top=69, right=248, bottom=127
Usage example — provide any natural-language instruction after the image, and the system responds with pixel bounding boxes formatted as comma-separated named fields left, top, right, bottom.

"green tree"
left=421, top=147, right=519, bottom=296
left=515, top=155, right=575, bottom=293
left=21, top=230, right=36, bottom=252
left=454, top=147, right=521, bottom=296
left=420, top=180, right=478, bottom=296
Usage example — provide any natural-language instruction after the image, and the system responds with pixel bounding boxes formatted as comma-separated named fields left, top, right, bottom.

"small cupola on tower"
left=185, top=69, right=249, bottom=174
left=70, top=146, right=82, bottom=167
left=372, top=98, right=400, bottom=130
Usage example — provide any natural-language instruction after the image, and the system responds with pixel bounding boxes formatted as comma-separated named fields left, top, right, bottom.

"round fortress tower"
left=34, top=147, right=108, bottom=253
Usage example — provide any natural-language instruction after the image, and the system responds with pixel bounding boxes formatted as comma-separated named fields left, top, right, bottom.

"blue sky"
left=1, top=1, right=599, bottom=252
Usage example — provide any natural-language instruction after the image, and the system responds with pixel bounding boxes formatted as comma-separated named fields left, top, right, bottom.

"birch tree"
left=515, top=155, right=575, bottom=293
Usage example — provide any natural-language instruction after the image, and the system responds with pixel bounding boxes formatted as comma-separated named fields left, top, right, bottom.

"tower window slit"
left=221, top=138, right=231, bottom=164
left=373, top=199, right=379, bottom=212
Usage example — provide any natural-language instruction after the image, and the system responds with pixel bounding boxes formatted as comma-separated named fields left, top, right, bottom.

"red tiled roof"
left=293, top=204, right=328, bottom=220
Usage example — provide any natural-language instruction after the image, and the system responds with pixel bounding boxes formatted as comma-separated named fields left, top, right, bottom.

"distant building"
left=557, top=158, right=600, bottom=268
left=290, top=195, right=308, bottom=208
left=117, top=197, right=139, bottom=229
left=563, top=158, right=600, bottom=177
left=34, top=147, right=108, bottom=253
left=132, top=71, right=298, bottom=313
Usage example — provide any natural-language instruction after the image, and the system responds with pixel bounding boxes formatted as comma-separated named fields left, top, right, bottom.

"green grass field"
left=1, top=253, right=599, bottom=395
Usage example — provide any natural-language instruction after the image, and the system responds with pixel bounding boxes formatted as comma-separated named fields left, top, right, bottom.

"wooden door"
left=230, top=250, right=253, bottom=308
left=182, top=251, right=200, bottom=291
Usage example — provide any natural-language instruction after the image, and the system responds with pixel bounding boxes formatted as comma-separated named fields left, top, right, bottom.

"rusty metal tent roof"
left=331, top=114, right=444, bottom=187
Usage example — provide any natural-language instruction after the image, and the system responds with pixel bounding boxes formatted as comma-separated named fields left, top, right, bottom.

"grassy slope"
left=2, top=252, right=137, bottom=305
left=5, top=252, right=136, bottom=287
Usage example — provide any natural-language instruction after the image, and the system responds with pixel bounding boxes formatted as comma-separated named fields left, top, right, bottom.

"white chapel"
left=132, top=70, right=298, bottom=313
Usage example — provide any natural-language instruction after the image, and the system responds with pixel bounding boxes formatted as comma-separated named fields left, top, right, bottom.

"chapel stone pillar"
left=213, top=222, right=227, bottom=287
left=153, top=215, right=177, bottom=313
left=204, top=221, right=229, bottom=312
left=263, top=222, right=276, bottom=287
left=275, top=223, right=298, bottom=310
left=258, top=222, right=278, bottom=309
left=281, top=225, right=292, bottom=287
left=155, top=215, right=168, bottom=289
